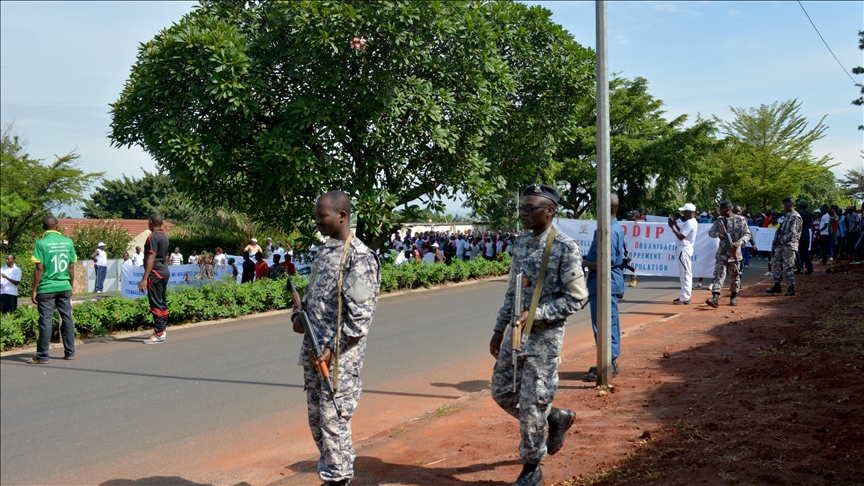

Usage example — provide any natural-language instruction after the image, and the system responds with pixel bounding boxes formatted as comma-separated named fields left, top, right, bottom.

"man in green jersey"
left=28, top=216, right=77, bottom=364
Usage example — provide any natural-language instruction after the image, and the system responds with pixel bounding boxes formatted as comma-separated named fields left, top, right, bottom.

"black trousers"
left=796, top=239, right=813, bottom=272
left=819, top=235, right=830, bottom=263
left=0, top=294, right=17, bottom=313
left=147, top=273, right=169, bottom=333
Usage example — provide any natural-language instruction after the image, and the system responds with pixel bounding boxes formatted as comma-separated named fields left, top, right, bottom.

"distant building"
left=56, top=218, right=175, bottom=252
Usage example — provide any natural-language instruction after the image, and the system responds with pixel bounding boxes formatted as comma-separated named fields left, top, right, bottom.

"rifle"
left=719, top=218, right=739, bottom=261
left=511, top=269, right=526, bottom=392
left=287, top=277, right=341, bottom=418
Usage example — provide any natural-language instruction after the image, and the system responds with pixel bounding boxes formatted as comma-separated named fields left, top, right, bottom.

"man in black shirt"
left=796, top=199, right=814, bottom=275
left=241, top=251, right=255, bottom=283
left=139, top=213, right=170, bottom=344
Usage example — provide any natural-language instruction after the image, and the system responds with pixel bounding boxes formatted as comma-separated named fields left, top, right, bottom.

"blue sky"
left=2, top=1, right=862, bottom=216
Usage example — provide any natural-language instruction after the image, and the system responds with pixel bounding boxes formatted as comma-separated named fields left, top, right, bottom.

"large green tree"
left=554, top=76, right=721, bottom=216
left=82, top=170, right=192, bottom=222
left=839, top=165, right=864, bottom=203
left=712, top=99, right=834, bottom=211
left=109, top=0, right=593, bottom=249
left=1, top=122, right=103, bottom=252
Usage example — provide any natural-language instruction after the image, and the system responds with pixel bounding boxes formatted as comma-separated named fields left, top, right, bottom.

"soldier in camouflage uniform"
left=766, top=196, right=803, bottom=296
left=292, top=191, right=381, bottom=486
left=490, top=184, right=588, bottom=486
left=706, top=200, right=752, bottom=308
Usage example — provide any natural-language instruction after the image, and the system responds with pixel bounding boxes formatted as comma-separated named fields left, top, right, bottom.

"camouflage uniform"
left=707, top=215, right=752, bottom=294
left=491, top=227, right=588, bottom=464
left=772, top=210, right=803, bottom=286
left=299, top=236, right=381, bottom=483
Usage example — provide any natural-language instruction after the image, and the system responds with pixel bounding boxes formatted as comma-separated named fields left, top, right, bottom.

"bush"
left=0, top=255, right=505, bottom=351
left=69, top=220, right=133, bottom=259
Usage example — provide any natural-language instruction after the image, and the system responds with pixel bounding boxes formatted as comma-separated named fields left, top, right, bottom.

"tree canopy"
left=109, top=0, right=594, bottom=249
left=555, top=76, right=721, bottom=217
left=1, top=122, right=103, bottom=252
left=82, top=170, right=193, bottom=222
left=712, top=99, right=833, bottom=210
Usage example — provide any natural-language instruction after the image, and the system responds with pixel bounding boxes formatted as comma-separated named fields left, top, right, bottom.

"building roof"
left=56, top=218, right=174, bottom=237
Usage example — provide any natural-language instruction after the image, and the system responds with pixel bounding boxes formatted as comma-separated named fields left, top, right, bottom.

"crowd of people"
left=387, top=230, right=520, bottom=266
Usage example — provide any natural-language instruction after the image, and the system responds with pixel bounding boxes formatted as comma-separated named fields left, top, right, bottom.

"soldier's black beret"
left=718, top=200, right=732, bottom=209
left=523, top=184, right=560, bottom=205
left=782, top=196, right=795, bottom=204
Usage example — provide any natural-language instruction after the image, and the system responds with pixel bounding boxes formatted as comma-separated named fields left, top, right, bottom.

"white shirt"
left=169, top=252, right=184, bottom=266
left=1, top=264, right=22, bottom=296
left=132, top=251, right=144, bottom=266
left=819, top=213, right=830, bottom=236
left=188, top=255, right=199, bottom=264
left=213, top=253, right=227, bottom=266
left=496, top=240, right=504, bottom=253
left=123, top=258, right=134, bottom=267
left=485, top=241, right=495, bottom=257
left=676, top=218, right=698, bottom=248
left=94, top=249, right=107, bottom=266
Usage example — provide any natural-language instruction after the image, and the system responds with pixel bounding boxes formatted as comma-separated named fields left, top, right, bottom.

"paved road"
left=0, top=261, right=770, bottom=485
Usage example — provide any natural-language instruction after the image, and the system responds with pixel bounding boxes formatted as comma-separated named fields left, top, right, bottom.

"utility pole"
left=595, top=0, right=613, bottom=386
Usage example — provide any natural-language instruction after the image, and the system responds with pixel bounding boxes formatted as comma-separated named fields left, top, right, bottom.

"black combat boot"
left=513, top=463, right=543, bottom=486
left=705, top=292, right=720, bottom=308
left=547, top=407, right=576, bottom=455
left=766, top=282, right=782, bottom=294
left=730, top=292, right=738, bottom=306
left=785, top=284, right=795, bottom=296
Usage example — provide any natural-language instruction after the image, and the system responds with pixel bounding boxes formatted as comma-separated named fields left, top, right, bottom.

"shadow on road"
left=0, top=357, right=460, bottom=400
left=430, top=380, right=489, bottom=393
left=101, top=477, right=223, bottom=486
left=351, top=456, right=517, bottom=485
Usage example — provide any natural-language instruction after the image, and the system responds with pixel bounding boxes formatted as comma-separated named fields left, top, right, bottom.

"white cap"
left=701, top=212, right=708, bottom=217
left=97, top=242, right=106, bottom=247
left=431, top=243, right=439, bottom=247
left=251, top=238, right=258, bottom=242
left=678, top=203, right=696, bottom=212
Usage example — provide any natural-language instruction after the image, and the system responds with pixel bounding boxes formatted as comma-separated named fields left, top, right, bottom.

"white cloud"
left=728, top=9, right=742, bottom=17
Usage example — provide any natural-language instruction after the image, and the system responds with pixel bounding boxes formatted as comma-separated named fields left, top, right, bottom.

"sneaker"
left=744, top=265, right=750, bottom=269
left=673, top=299, right=691, bottom=305
left=143, top=332, right=167, bottom=344
left=64, top=355, right=75, bottom=360
left=693, top=283, right=702, bottom=290
left=763, top=271, right=772, bottom=276
left=26, top=357, right=49, bottom=364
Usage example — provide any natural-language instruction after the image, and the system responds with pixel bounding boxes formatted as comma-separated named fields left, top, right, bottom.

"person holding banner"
left=139, top=213, right=170, bottom=344
left=706, top=200, right=751, bottom=308
left=766, top=197, right=803, bottom=296
left=668, top=203, right=698, bottom=304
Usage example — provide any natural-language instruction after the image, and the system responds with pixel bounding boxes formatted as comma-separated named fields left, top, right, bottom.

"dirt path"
left=272, top=261, right=863, bottom=486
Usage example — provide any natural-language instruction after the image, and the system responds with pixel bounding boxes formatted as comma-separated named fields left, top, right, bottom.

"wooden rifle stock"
left=510, top=270, right=526, bottom=392
left=287, top=278, right=342, bottom=418
left=720, top=218, right=739, bottom=261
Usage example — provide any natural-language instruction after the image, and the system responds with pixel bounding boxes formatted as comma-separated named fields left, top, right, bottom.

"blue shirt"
left=586, top=219, right=625, bottom=295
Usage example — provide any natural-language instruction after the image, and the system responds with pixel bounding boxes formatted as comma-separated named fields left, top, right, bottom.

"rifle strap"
left=523, top=226, right=556, bottom=338
left=332, top=232, right=354, bottom=391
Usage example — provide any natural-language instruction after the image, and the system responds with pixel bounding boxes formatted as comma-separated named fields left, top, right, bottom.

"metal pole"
left=595, top=0, right=612, bottom=386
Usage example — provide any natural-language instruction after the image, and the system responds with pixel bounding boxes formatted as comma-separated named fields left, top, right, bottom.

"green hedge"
left=0, top=256, right=509, bottom=351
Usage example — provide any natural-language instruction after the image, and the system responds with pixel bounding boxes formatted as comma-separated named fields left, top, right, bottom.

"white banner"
left=120, top=264, right=204, bottom=300
left=748, top=226, right=776, bottom=251
left=554, top=219, right=724, bottom=279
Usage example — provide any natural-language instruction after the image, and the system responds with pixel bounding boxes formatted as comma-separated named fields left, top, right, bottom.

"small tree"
left=1, top=122, right=103, bottom=252
left=82, top=170, right=193, bottom=223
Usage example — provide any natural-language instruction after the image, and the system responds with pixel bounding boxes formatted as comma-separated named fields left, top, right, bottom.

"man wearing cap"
left=766, top=197, right=803, bottom=296
left=244, top=238, right=262, bottom=256
left=90, top=242, right=108, bottom=293
left=795, top=199, right=814, bottom=275
left=264, top=237, right=275, bottom=259
left=668, top=203, right=698, bottom=304
left=490, top=184, right=588, bottom=486
left=706, top=200, right=752, bottom=308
